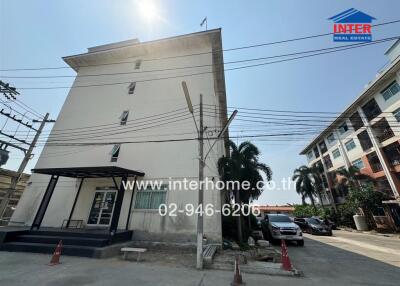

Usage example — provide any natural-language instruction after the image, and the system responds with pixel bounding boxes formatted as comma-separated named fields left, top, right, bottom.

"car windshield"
left=307, top=218, right=321, bottom=225
left=268, top=215, right=292, bottom=223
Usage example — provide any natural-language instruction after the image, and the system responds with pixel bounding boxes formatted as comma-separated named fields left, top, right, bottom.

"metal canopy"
left=32, top=166, right=144, bottom=178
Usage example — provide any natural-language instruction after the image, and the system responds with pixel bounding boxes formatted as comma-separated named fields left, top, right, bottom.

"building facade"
left=10, top=29, right=228, bottom=243
left=300, top=40, right=400, bottom=227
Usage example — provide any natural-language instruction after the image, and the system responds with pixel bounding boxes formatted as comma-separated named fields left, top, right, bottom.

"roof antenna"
left=200, top=17, right=207, bottom=31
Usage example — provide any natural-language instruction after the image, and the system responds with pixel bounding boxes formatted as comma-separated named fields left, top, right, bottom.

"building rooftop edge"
left=62, top=28, right=222, bottom=69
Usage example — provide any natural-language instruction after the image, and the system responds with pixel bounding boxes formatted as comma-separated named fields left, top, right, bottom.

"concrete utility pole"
left=197, top=93, right=204, bottom=270
left=0, top=113, right=51, bottom=219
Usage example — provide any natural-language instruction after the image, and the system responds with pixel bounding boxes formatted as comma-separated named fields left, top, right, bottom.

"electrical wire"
left=1, top=19, right=399, bottom=72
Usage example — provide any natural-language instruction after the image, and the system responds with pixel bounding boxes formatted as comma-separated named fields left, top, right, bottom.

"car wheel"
left=297, top=240, right=304, bottom=247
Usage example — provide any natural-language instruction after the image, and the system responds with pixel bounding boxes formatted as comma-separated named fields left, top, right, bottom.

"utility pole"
left=197, top=93, right=204, bottom=270
left=181, top=81, right=237, bottom=270
left=0, top=113, right=51, bottom=220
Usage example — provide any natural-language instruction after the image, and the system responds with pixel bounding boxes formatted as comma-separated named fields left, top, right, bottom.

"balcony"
left=357, top=130, right=373, bottom=151
left=372, top=118, right=394, bottom=143
left=323, top=155, right=333, bottom=169
left=349, top=111, right=364, bottom=131
left=319, top=141, right=328, bottom=154
left=362, top=98, right=382, bottom=121
left=383, top=142, right=400, bottom=167
left=367, top=151, right=383, bottom=173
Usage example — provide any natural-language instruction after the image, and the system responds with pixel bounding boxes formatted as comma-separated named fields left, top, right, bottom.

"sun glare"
left=138, top=0, right=159, bottom=22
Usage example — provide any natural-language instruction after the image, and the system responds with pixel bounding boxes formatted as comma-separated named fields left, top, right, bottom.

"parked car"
left=312, top=216, right=337, bottom=230
left=294, top=217, right=332, bottom=236
left=261, top=214, right=304, bottom=246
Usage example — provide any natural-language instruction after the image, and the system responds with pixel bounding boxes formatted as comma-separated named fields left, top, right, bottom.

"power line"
left=1, top=39, right=396, bottom=80
left=14, top=36, right=399, bottom=90
left=1, top=19, right=399, bottom=72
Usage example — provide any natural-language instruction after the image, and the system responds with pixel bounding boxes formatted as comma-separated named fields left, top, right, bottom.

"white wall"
left=11, top=32, right=226, bottom=243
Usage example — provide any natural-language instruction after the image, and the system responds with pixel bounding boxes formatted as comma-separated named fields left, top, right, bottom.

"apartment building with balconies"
left=300, top=39, right=400, bottom=227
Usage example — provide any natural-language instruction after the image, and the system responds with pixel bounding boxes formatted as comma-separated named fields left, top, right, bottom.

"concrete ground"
left=1, top=229, right=399, bottom=285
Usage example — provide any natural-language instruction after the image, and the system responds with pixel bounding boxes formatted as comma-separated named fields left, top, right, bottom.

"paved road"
left=287, top=230, right=400, bottom=285
left=1, top=230, right=399, bottom=285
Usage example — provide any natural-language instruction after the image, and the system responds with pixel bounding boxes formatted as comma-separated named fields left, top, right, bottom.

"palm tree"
left=217, top=140, right=272, bottom=242
left=310, top=164, right=326, bottom=208
left=335, top=166, right=373, bottom=194
left=292, top=166, right=317, bottom=208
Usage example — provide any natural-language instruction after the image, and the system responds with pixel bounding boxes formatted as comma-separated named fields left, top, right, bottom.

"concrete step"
left=14, top=235, right=109, bottom=247
left=0, top=242, right=98, bottom=257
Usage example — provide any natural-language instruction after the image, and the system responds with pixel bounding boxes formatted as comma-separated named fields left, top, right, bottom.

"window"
left=393, top=107, right=400, bottom=122
left=134, top=60, right=142, bottom=70
left=326, top=133, right=336, bottom=144
left=134, top=185, right=167, bottom=209
left=352, top=158, right=364, bottom=170
left=381, top=81, right=400, bottom=101
left=349, top=111, right=363, bottom=131
left=128, top=82, right=136, bottom=94
left=306, top=151, right=314, bottom=161
left=357, top=130, right=373, bottom=151
left=383, top=142, right=400, bottom=167
left=372, top=118, right=394, bottom=143
left=319, top=141, right=328, bottom=154
left=313, top=146, right=320, bottom=158
left=345, top=139, right=356, bottom=151
left=338, top=122, right=349, bottom=134
left=323, top=155, right=333, bottom=169
left=120, top=110, right=129, bottom=125
left=332, top=148, right=341, bottom=159
left=362, top=98, right=381, bottom=121
left=110, top=144, right=121, bottom=162
left=367, top=152, right=383, bottom=173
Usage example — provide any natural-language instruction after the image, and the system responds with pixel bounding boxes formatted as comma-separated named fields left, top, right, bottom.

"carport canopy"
left=30, top=166, right=145, bottom=232
left=32, top=166, right=144, bottom=178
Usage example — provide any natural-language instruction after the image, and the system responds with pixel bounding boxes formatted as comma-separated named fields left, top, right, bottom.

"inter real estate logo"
left=328, top=8, right=376, bottom=42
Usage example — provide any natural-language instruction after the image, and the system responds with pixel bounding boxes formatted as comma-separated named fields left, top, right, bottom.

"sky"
left=1, top=0, right=400, bottom=205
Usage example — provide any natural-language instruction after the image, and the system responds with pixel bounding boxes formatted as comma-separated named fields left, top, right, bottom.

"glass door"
left=87, top=190, right=117, bottom=226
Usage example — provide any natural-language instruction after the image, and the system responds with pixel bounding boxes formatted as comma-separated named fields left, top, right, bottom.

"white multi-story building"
left=300, top=40, right=400, bottom=228
left=8, top=29, right=228, bottom=249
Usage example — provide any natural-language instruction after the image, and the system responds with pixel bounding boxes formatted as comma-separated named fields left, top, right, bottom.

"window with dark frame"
left=393, top=107, right=400, bottom=122
left=372, top=118, right=394, bottom=143
left=128, top=82, right=136, bottom=94
left=345, top=139, right=356, bottom=151
left=367, top=152, right=383, bottom=173
left=134, top=60, right=142, bottom=70
left=381, top=81, right=400, bottom=101
left=349, top=111, right=363, bottom=131
left=382, top=142, right=400, bottom=167
left=357, top=130, right=373, bottom=151
left=326, top=133, right=336, bottom=144
left=323, top=154, right=333, bottom=169
left=362, top=98, right=382, bottom=121
left=352, top=158, right=364, bottom=170
left=110, top=144, right=121, bottom=162
left=120, top=110, right=129, bottom=125
left=319, top=141, right=328, bottom=154
left=313, top=146, right=320, bottom=158
left=338, top=122, right=349, bottom=134
left=332, top=148, right=341, bottom=159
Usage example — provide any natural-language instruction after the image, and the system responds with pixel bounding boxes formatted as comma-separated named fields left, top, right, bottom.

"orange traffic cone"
left=48, top=240, right=63, bottom=266
left=281, top=239, right=292, bottom=271
left=231, top=256, right=245, bottom=285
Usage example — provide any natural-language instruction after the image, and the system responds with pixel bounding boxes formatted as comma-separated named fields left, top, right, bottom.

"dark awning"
left=32, top=166, right=145, bottom=178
